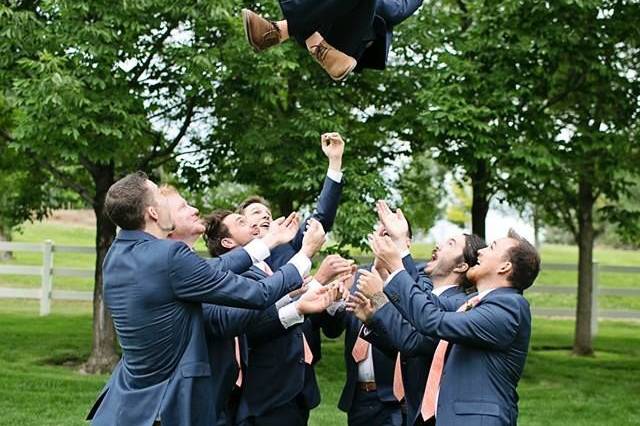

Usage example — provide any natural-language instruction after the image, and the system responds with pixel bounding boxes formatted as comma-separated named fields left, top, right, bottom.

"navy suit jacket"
left=358, top=0, right=423, bottom=70
left=203, top=300, right=295, bottom=426
left=267, top=175, right=342, bottom=270
left=327, top=305, right=399, bottom=413
left=235, top=266, right=322, bottom=421
left=384, top=271, right=531, bottom=425
left=364, top=285, right=469, bottom=425
left=88, top=230, right=300, bottom=426
left=320, top=255, right=420, bottom=413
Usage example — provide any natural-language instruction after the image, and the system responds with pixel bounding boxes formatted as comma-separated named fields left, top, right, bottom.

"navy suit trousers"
left=348, top=390, right=403, bottom=426
left=279, top=0, right=377, bottom=58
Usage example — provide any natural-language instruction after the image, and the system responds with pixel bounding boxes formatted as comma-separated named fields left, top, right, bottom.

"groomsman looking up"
left=238, top=131, right=344, bottom=273
left=203, top=208, right=352, bottom=426
left=162, top=186, right=338, bottom=426
left=367, top=225, right=539, bottom=426
left=87, top=172, right=310, bottom=426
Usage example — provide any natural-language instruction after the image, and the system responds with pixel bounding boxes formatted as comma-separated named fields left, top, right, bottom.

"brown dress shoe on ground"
left=242, top=9, right=282, bottom=52
left=309, top=41, right=357, bottom=82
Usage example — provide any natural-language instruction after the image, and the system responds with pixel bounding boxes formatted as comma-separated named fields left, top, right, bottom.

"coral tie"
left=420, top=295, right=481, bottom=420
left=260, top=261, right=273, bottom=276
left=352, top=326, right=370, bottom=363
left=303, top=334, right=314, bottom=364
left=234, top=337, right=242, bottom=388
left=392, top=354, right=405, bottom=401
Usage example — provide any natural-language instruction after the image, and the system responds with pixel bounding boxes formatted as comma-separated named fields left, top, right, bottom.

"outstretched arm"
left=170, top=242, right=304, bottom=309
left=384, top=270, right=522, bottom=350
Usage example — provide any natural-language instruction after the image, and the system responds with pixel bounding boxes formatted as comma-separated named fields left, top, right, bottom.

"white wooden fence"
left=1, top=242, right=639, bottom=331
left=0, top=240, right=94, bottom=315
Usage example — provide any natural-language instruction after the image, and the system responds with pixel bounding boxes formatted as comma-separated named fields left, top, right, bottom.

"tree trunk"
left=83, top=163, right=119, bottom=373
left=0, top=224, right=13, bottom=260
left=278, top=194, right=295, bottom=217
left=533, top=206, right=541, bottom=249
left=572, top=174, right=595, bottom=356
left=470, top=160, right=491, bottom=240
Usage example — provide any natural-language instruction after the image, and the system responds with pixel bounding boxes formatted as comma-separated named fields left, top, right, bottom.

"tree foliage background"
left=1, top=0, right=639, bottom=366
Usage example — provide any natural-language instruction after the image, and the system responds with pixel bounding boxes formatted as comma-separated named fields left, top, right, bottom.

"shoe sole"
left=330, top=59, right=358, bottom=82
left=241, top=9, right=261, bottom=53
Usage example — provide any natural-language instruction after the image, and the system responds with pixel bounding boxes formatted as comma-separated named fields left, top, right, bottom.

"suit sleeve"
left=366, top=302, right=437, bottom=357
left=402, top=254, right=419, bottom=281
left=206, top=247, right=253, bottom=274
left=308, top=310, right=346, bottom=339
left=202, top=304, right=264, bottom=338
left=289, top=175, right=344, bottom=251
left=244, top=306, right=297, bottom=346
left=169, top=242, right=302, bottom=309
left=377, top=0, right=424, bottom=27
left=384, top=270, right=521, bottom=350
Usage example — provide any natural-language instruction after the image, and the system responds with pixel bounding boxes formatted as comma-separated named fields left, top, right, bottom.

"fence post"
left=591, top=261, right=599, bottom=338
left=40, top=240, right=53, bottom=316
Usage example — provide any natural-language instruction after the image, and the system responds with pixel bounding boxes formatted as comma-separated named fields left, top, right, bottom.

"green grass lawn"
left=0, top=300, right=638, bottom=426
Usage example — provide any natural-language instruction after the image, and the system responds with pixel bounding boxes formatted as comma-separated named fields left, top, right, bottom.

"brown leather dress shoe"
left=309, top=41, right=357, bottom=82
left=242, top=9, right=282, bottom=52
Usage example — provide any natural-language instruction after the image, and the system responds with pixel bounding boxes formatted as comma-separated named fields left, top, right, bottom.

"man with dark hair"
left=202, top=207, right=354, bottom=426
left=159, top=189, right=339, bottom=426
left=345, top=202, right=486, bottom=426
left=361, top=228, right=540, bottom=426
left=88, top=173, right=324, bottom=426
left=241, top=0, right=423, bottom=81
left=238, top=132, right=344, bottom=273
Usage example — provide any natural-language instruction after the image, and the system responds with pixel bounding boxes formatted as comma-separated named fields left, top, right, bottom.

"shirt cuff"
left=278, top=301, right=305, bottom=329
left=307, top=278, right=323, bottom=291
left=326, top=300, right=346, bottom=316
left=384, top=267, right=405, bottom=286
left=275, top=294, right=293, bottom=310
left=244, top=239, right=270, bottom=263
left=326, top=168, right=343, bottom=183
left=287, top=252, right=312, bottom=279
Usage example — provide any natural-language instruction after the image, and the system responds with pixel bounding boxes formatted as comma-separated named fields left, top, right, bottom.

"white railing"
left=0, top=240, right=94, bottom=315
left=1, top=242, right=639, bottom=331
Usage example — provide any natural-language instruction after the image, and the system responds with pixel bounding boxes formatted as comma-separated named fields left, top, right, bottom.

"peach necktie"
left=234, top=337, right=243, bottom=387
left=392, top=354, right=405, bottom=401
left=260, top=261, right=273, bottom=276
left=352, top=326, right=370, bottom=363
left=303, top=334, right=314, bottom=364
left=420, top=295, right=481, bottom=420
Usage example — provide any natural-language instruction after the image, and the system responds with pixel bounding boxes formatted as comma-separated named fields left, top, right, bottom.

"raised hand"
left=369, top=233, right=403, bottom=275
left=321, top=132, right=344, bottom=171
left=262, top=212, right=299, bottom=248
left=356, top=268, right=384, bottom=299
left=301, top=218, right=326, bottom=258
left=346, top=291, right=375, bottom=323
left=296, top=285, right=334, bottom=315
left=314, top=254, right=355, bottom=285
left=372, top=258, right=389, bottom=282
left=376, top=200, right=409, bottom=246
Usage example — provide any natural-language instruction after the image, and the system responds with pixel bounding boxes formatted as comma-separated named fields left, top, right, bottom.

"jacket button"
left=299, top=358, right=305, bottom=364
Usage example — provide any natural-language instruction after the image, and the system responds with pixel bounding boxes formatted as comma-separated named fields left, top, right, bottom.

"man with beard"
left=364, top=227, right=540, bottom=426
left=351, top=235, right=485, bottom=426
left=346, top=201, right=485, bottom=426
left=88, top=173, right=311, bottom=426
